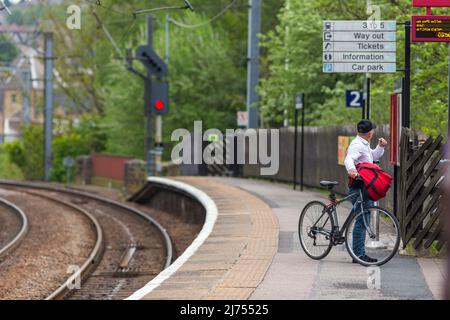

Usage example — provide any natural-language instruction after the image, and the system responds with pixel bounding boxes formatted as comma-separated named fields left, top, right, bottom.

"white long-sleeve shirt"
left=344, top=135, right=385, bottom=171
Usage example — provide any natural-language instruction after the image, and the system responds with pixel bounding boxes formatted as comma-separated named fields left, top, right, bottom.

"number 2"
left=350, top=92, right=361, bottom=107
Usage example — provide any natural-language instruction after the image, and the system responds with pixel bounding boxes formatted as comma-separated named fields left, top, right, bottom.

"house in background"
left=0, top=46, right=43, bottom=142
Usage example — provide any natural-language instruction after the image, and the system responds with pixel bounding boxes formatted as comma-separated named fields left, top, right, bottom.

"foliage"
left=5, top=125, right=45, bottom=181
left=6, top=2, right=44, bottom=26
left=0, top=145, right=24, bottom=180
left=0, top=34, right=19, bottom=62
left=43, top=0, right=282, bottom=160
left=156, top=13, right=245, bottom=158
left=4, top=117, right=106, bottom=182
left=259, top=0, right=450, bottom=137
left=51, top=115, right=107, bottom=182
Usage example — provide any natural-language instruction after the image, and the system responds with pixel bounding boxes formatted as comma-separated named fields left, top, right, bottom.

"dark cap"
left=357, top=119, right=377, bottom=134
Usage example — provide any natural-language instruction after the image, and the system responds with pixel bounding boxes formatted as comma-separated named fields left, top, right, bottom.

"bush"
left=51, top=116, right=107, bottom=182
left=5, top=116, right=107, bottom=182
left=21, top=125, right=45, bottom=180
left=0, top=145, right=24, bottom=180
left=3, top=141, right=25, bottom=170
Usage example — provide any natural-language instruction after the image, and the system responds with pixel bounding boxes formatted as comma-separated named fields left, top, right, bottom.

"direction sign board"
left=346, top=90, right=364, bottom=108
left=323, top=52, right=396, bottom=63
left=412, top=16, right=450, bottom=42
left=323, top=20, right=397, bottom=74
left=295, top=93, right=304, bottom=110
left=324, top=20, right=396, bottom=31
left=324, top=63, right=396, bottom=73
left=323, top=42, right=396, bottom=52
left=323, top=31, right=396, bottom=42
left=413, top=0, right=450, bottom=7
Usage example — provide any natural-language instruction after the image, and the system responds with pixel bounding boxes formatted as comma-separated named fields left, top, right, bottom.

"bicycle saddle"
left=320, top=181, right=339, bottom=188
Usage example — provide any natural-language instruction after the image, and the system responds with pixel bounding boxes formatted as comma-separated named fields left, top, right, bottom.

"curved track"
left=0, top=190, right=99, bottom=299
left=0, top=197, right=28, bottom=258
left=0, top=181, right=173, bottom=300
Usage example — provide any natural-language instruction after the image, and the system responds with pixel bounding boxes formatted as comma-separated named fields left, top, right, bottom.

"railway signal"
left=150, top=81, right=169, bottom=115
left=136, top=46, right=168, bottom=78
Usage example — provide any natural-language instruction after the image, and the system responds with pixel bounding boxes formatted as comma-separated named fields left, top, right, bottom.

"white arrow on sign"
left=323, top=31, right=396, bottom=42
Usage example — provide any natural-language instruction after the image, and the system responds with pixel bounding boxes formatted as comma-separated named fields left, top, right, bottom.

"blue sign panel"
left=346, top=90, right=364, bottom=108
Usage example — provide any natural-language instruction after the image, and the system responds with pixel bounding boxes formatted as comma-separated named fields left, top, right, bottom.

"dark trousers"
left=348, top=186, right=373, bottom=257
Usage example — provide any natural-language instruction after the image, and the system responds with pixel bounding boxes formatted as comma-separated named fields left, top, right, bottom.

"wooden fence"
left=241, top=125, right=395, bottom=211
left=399, top=128, right=446, bottom=251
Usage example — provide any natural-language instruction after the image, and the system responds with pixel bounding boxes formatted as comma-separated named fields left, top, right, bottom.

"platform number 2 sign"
left=346, top=90, right=364, bottom=108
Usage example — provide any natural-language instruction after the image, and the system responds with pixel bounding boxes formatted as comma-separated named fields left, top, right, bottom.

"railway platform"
left=0, top=177, right=445, bottom=300
left=129, top=177, right=445, bottom=300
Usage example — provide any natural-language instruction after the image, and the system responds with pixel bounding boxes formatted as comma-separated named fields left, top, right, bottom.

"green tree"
left=104, top=13, right=244, bottom=159
left=6, top=3, right=44, bottom=26
left=0, top=34, right=19, bottom=62
left=259, top=0, right=450, bottom=137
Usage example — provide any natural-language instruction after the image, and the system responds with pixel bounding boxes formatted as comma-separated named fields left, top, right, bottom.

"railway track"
left=19, top=190, right=104, bottom=300
left=0, top=180, right=173, bottom=300
left=0, top=196, right=28, bottom=258
left=0, top=189, right=99, bottom=299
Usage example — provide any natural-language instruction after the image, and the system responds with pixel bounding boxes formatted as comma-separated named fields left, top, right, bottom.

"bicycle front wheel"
left=298, top=201, right=333, bottom=260
left=345, top=206, right=400, bottom=266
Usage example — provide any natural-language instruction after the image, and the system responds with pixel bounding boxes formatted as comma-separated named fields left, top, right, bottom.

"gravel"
left=73, top=185, right=203, bottom=261
left=0, top=193, right=22, bottom=251
left=0, top=189, right=96, bottom=300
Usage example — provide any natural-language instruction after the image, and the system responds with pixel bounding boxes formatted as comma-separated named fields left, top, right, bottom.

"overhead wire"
left=169, top=0, right=238, bottom=29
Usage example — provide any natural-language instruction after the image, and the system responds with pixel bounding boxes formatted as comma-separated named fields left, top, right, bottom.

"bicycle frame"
left=311, top=188, right=376, bottom=242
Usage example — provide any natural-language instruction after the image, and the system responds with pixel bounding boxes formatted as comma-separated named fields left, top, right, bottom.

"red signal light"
left=155, top=99, right=165, bottom=111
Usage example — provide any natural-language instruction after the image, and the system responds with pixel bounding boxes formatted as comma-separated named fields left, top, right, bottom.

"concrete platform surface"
left=135, top=177, right=445, bottom=300
left=215, top=178, right=445, bottom=300
left=140, top=177, right=278, bottom=300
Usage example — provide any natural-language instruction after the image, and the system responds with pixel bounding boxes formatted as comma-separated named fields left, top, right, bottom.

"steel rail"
left=0, top=197, right=29, bottom=258
left=10, top=189, right=105, bottom=300
left=0, top=180, right=173, bottom=270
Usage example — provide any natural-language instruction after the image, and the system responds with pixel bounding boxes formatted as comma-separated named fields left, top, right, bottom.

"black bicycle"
left=298, top=178, right=400, bottom=266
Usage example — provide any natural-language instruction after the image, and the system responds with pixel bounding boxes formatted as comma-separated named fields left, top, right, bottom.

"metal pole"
left=145, top=16, right=154, bottom=175
left=22, top=69, right=31, bottom=125
left=301, top=95, right=305, bottom=191
left=44, top=33, right=54, bottom=181
left=284, top=0, right=290, bottom=128
left=403, top=21, right=411, bottom=128
left=366, top=74, right=371, bottom=119
left=246, top=0, right=261, bottom=129
left=293, top=108, right=298, bottom=190
left=152, top=13, right=170, bottom=174
left=165, top=14, right=170, bottom=65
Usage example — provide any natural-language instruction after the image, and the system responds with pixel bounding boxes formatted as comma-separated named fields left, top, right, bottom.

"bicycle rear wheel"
left=299, top=201, right=333, bottom=260
left=345, top=206, right=400, bottom=266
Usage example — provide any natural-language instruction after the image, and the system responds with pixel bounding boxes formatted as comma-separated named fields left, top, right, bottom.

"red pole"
left=426, top=6, right=432, bottom=15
